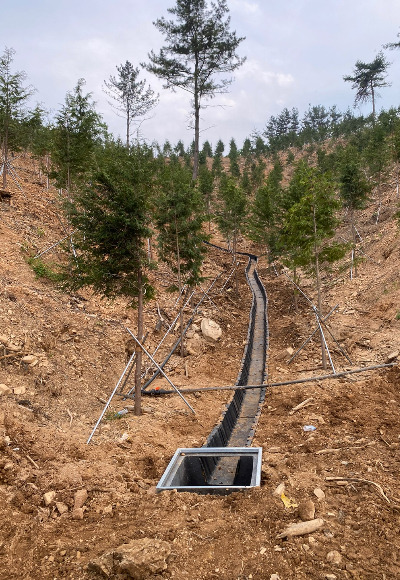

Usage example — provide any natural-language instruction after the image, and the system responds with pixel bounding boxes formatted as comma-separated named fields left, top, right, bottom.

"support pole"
left=313, top=306, right=336, bottom=374
left=34, top=230, right=77, bottom=259
left=126, top=328, right=196, bottom=414
left=86, top=350, right=137, bottom=444
left=288, top=305, right=339, bottom=364
left=121, top=363, right=396, bottom=396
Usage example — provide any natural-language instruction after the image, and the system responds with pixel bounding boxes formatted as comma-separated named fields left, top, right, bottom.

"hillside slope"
left=1, top=154, right=400, bottom=579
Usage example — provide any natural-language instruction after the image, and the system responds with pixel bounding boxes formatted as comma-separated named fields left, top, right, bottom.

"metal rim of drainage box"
left=156, top=447, right=262, bottom=494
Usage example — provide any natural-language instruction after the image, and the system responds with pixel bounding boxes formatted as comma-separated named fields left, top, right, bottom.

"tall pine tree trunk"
left=192, top=69, right=200, bottom=180
left=134, top=268, right=144, bottom=416
left=126, top=109, right=130, bottom=148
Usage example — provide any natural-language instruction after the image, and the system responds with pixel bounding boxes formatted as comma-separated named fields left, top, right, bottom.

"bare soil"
left=1, top=154, right=400, bottom=579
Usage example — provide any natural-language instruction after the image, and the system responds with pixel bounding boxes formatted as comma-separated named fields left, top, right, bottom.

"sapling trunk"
left=175, top=217, right=185, bottom=357
left=134, top=269, right=144, bottom=416
left=313, top=203, right=327, bottom=370
left=350, top=207, right=357, bottom=278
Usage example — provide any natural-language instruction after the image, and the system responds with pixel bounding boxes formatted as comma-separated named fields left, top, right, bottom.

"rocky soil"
left=1, top=154, right=400, bottom=579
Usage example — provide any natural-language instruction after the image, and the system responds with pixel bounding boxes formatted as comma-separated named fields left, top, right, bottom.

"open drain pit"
left=156, top=448, right=262, bottom=494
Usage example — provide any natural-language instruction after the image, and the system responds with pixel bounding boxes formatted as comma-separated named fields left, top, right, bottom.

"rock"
left=88, top=538, right=171, bottom=579
left=327, top=550, right=342, bottom=565
left=43, top=491, right=56, bottom=506
left=186, top=333, right=204, bottom=355
left=21, top=355, right=38, bottom=366
left=71, top=508, right=84, bottom=520
left=0, top=384, right=12, bottom=395
left=286, top=347, right=294, bottom=356
left=13, top=386, right=26, bottom=395
left=277, top=518, right=324, bottom=539
left=115, top=538, right=172, bottom=579
left=270, top=575, right=280, bottom=580
left=298, top=499, right=316, bottom=521
left=386, top=351, right=399, bottom=363
left=103, top=504, right=113, bottom=515
left=0, top=334, right=8, bottom=345
left=314, top=487, right=326, bottom=500
left=325, top=575, right=337, bottom=580
left=88, top=553, right=114, bottom=578
left=200, top=318, right=222, bottom=341
left=56, top=502, right=69, bottom=515
left=74, top=489, right=88, bottom=510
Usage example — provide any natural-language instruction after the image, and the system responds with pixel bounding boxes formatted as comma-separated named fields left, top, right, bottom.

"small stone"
left=286, top=347, right=294, bottom=356
left=43, top=491, right=56, bottom=506
left=327, top=550, right=342, bottom=565
left=260, top=547, right=267, bottom=554
left=21, top=355, right=38, bottom=366
left=103, top=504, right=113, bottom=515
left=60, top=550, right=67, bottom=557
left=71, top=508, right=84, bottom=520
left=386, top=351, right=399, bottom=363
left=0, top=384, right=12, bottom=395
left=56, top=502, right=69, bottom=515
left=325, top=575, right=337, bottom=580
left=270, top=575, right=280, bottom=580
left=7, top=343, right=21, bottom=352
left=313, top=487, right=326, bottom=500
left=13, top=386, right=26, bottom=395
left=74, top=489, right=88, bottom=510
left=298, top=500, right=315, bottom=521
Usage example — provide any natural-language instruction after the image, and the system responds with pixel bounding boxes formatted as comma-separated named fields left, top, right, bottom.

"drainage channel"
left=157, top=251, right=268, bottom=494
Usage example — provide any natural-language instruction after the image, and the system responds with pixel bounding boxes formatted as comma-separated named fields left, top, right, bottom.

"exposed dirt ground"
left=1, top=154, right=400, bottom=580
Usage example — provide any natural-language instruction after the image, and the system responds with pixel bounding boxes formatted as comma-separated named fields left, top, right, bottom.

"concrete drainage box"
left=156, top=447, right=262, bottom=494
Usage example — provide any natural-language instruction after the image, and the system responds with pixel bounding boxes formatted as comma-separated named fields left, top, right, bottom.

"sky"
left=3, top=0, right=400, bottom=150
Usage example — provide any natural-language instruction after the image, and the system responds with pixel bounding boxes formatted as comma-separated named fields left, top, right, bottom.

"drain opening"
left=157, top=447, right=262, bottom=494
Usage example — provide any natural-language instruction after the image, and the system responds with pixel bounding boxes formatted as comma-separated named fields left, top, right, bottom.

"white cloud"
left=230, top=0, right=260, bottom=15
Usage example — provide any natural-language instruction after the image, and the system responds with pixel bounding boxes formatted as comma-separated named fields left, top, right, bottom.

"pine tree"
left=201, top=140, right=213, bottom=158
left=198, top=163, right=214, bottom=228
left=211, top=139, right=224, bottom=174
left=51, top=79, right=106, bottom=191
left=278, top=161, right=345, bottom=368
left=363, top=122, right=390, bottom=219
left=343, top=53, right=391, bottom=118
left=63, top=141, right=157, bottom=415
left=228, top=138, right=240, bottom=178
left=0, top=47, right=35, bottom=188
left=338, top=144, right=370, bottom=275
left=174, top=139, right=185, bottom=157
left=104, top=61, right=158, bottom=147
left=155, top=159, right=208, bottom=355
left=249, top=159, right=283, bottom=247
left=146, top=0, right=245, bottom=179
left=216, top=175, right=247, bottom=266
